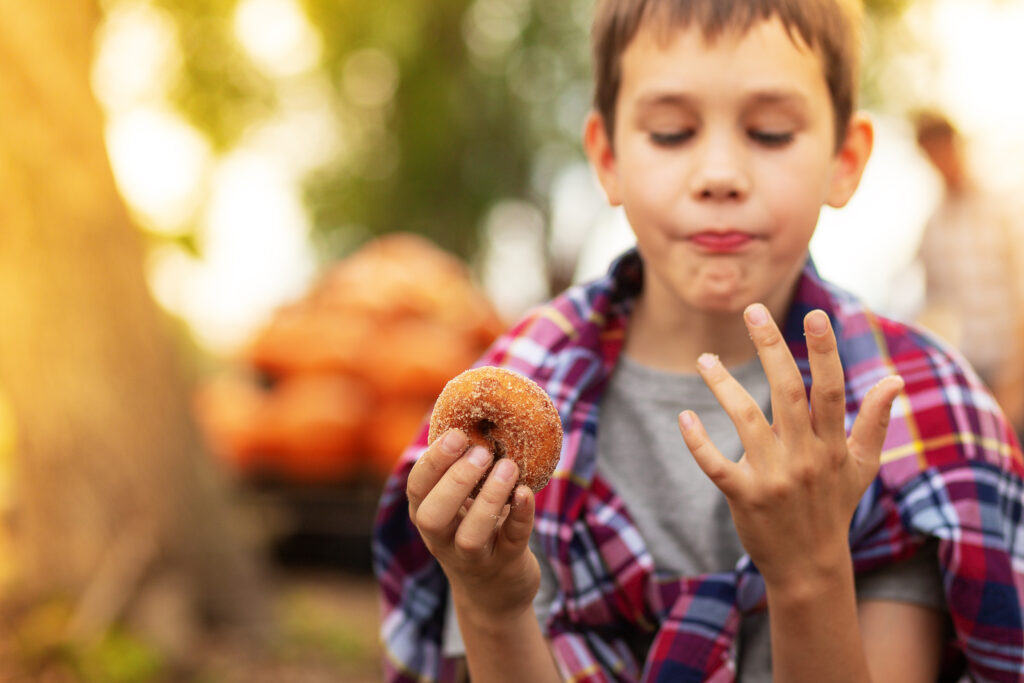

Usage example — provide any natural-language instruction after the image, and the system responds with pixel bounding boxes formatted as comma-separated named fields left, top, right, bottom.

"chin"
left=689, top=292, right=752, bottom=317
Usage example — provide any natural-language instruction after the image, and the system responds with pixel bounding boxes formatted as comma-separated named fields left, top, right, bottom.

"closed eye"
left=748, top=130, right=794, bottom=147
left=650, top=130, right=695, bottom=147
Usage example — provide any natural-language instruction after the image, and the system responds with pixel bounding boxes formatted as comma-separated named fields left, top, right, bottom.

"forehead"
left=618, top=16, right=830, bottom=108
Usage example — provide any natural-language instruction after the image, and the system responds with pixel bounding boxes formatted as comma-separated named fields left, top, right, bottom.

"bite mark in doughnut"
left=428, top=366, right=563, bottom=493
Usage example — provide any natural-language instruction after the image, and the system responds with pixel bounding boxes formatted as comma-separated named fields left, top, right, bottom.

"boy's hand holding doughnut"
left=406, top=367, right=562, bottom=623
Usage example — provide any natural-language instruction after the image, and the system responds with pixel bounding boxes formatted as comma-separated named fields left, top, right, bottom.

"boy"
left=375, top=1, right=1024, bottom=681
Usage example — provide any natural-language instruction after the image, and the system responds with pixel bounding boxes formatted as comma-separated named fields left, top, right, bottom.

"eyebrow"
left=743, top=89, right=810, bottom=110
left=634, top=93, right=696, bottom=111
left=633, top=88, right=810, bottom=111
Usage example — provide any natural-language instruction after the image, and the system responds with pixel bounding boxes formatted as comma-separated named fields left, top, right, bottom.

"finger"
left=804, top=310, right=848, bottom=444
left=696, top=352, right=773, bottom=460
left=407, top=429, right=468, bottom=516
left=414, top=445, right=493, bottom=539
left=744, top=303, right=808, bottom=434
left=500, top=486, right=536, bottom=548
left=678, top=410, right=743, bottom=497
left=453, top=458, right=519, bottom=557
left=848, top=375, right=904, bottom=470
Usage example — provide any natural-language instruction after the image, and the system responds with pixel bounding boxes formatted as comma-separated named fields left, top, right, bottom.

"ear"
left=826, top=111, right=874, bottom=208
left=583, top=110, right=623, bottom=207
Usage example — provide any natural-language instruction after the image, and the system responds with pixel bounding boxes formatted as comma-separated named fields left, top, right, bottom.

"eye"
left=748, top=129, right=794, bottom=147
left=649, top=130, right=695, bottom=147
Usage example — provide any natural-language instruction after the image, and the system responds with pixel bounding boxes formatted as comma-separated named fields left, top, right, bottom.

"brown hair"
left=912, top=109, right=958, bottom=147
left=591, top=0, right=863, bottom=149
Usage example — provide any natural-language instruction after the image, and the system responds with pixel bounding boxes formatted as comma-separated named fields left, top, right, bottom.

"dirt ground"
left=195, top=569, right=383, bottom=683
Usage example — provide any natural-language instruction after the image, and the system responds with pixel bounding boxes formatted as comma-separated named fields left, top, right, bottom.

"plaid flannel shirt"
left=373, top=249, right=1024, bottom=682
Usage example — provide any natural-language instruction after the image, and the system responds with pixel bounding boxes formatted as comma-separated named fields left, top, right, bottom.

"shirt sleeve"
left=441, top=531, right=560, bottom=657
left=855, top=539, right=946, bottom=611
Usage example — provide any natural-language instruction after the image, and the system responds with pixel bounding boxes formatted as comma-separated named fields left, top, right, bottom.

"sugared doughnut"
left=428, top=366, right=563, bottom=493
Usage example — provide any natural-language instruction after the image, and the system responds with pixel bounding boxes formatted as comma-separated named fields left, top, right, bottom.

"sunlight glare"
left=480, top=200, right=549, bottom=320
left=91, top=1, right=181, bottom=110
left=105, top=107, right=211, bottom=236
left=187, top=152, right=316, bottom=352
left=234, top=0, right=322, bottom=78
left=929, top=0, right=1024, bottom=193
left=243, top=74, right=345, bottom=177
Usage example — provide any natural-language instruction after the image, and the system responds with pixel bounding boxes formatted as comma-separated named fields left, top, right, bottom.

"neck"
left=624, top=295, right=757, bottom=373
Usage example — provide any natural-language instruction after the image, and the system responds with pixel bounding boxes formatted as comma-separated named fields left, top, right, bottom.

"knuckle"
left=414, top=507, right=448, bottom=536
left=764, top=475, right=794, bottom=501
left=829, top=445, right=848, bottom=467
left=808, top=334, right=836, bottom=354
left=475, top=482, right=508, bottom=507
left=448, top=463, right=484, bottom=490
left=757, top=328, right=785, bottom=348
left=453, top=530, right=482, bottom=557
left=703, top=369, right=728, bottom=388
left=791, top=462, right=818, bottom=486
left=818, top=384, right=846, bottom=405
left=698, top=456, right=727, bottom=483
left=405, top=485, right=422, bottom=508
left=782, top=381, right=807, bottom=405
left=414, top=452, right=444, bottom=481
left=420, top=451, right=443, bottom=473
left=738, top=403, right=763, bottom=426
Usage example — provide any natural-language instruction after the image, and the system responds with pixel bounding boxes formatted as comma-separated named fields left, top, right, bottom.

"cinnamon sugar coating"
left=428, top=366, right=563, bottom=492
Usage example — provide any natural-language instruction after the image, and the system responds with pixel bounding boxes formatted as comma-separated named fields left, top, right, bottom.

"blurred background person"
left=913, top=109, right=1024, bottom=437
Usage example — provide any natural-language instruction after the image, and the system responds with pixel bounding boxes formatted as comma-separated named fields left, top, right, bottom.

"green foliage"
left=74, top=629, right=165, bottom=683
left=155, top=0, right=277, bottom=152
left=132, top=0, right=920, bottom=264
left=299, top=0, right=536, bottom=260
left=8, top=600, right=164, bottom=683
left=863, top=0, right=915, bottom=18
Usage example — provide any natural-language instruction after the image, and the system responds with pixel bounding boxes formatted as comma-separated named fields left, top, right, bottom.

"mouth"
left=687, top=230, right=758, bottom=253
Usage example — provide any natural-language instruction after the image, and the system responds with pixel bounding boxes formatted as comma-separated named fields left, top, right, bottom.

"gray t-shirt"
left=444, top=355, right=946, bottom=679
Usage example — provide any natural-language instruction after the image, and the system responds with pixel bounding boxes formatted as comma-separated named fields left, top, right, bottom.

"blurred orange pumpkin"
left=193, top=232, right=506, bottom=484
left=259, top=375, right=370, bottom=482
left=361, top=398, right=434, bottom=479
left=193, top=372, right=270, bottom=470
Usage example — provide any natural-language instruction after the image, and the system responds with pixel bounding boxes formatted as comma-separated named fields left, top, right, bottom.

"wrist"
left=761, top=543, right=855, bottom=604
left=450, top=587, right=535, bottom=638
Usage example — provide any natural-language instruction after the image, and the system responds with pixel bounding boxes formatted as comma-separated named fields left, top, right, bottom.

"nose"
left=689, top=132, right=749, bottom=201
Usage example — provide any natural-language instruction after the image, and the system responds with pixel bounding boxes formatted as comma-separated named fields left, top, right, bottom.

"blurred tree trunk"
left=0, top=0, right=268, bottom=658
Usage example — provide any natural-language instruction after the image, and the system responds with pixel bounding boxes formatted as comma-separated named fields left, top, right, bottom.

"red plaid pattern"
left=374, top=250, right=1024, bottom=682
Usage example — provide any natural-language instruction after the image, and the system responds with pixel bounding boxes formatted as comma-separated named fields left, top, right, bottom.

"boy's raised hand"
left=678, top=303, right=904, bottom=590
left=406, top=428, right=540, bottom=620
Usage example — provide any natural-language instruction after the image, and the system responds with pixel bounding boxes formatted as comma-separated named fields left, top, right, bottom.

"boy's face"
left=585, top=17, right=870, bottom=318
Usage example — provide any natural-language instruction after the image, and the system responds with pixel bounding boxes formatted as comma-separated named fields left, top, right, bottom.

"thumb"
left=849, top=375, right=904, bottom=465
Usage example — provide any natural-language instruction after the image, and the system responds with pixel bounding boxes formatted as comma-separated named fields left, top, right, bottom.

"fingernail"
left=697, top=353, right=718, bottom=370
left=513, top=487, right=528, bottom=508
left=442, top=429, right=467, bottom=454
left=745, top=304, right=768, bottom=327
left=467, top=446, right=491, bottom=467
left=679, top=410, right=695, bottom=429
left=495, top=458, right=516, bottom=482
left=806, top=310, right=829, bottom=336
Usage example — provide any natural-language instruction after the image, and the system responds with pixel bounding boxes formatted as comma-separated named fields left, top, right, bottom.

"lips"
left=688, top=231, right=756, bottom=253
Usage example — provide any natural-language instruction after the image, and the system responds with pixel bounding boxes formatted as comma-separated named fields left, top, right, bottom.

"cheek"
left=621, top=146, right=686, bottom=205
left=757, top=154, right=833, bottom=220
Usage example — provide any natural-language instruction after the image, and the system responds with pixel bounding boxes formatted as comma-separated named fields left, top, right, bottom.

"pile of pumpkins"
left=193, top=233, right=505, bottom=484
